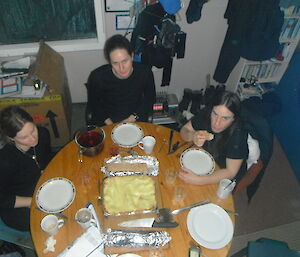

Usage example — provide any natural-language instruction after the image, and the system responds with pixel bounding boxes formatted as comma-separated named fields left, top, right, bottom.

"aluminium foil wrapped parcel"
left=101, top=155, right=159, bottom=176
left=104, top=229, right=171, bottom=248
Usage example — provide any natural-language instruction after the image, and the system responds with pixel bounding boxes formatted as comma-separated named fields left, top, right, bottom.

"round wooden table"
left=30, top=122, right=235, bottom=257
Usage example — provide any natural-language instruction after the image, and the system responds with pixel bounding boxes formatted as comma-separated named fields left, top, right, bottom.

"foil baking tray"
left=101, top=175, right=161, bottom=217
left=101, top=155, right=159, bottom=177
left=104, top=229, right=171, bottom=248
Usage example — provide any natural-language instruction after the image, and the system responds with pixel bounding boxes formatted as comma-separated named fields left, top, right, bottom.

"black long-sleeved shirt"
left=0, top=127, right=51, bottom=209
left=87, top=62, right=156, bottom=126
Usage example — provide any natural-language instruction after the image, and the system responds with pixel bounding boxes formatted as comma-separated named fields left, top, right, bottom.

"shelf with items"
left=240, top=62, right=285, bottom=82
left=283, top=5, right=300, bottom=16
left=226, top=5, right=300, bottom=96
left=280, top=17, right=300, bottom=41
left=226, top=58, right=289, bottom=92
left=237, top=81, right=277, bottom=101
left=281, top=5, right=300, bottom=40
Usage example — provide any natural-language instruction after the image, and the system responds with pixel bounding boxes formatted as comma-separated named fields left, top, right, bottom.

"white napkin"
left=119, top=218, right=155, bottom=227
left=57, top=226, right=115, bottom=257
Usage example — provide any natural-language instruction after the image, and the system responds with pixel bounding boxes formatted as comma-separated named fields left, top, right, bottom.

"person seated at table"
left=0, top=106, right=52, bottom=231
left=86, top=34, right=156, bottom=126
left=179, top=90, right=249, bottom=185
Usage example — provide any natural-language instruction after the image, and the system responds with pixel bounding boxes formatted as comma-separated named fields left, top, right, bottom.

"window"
left=0, top=0, right=106, bottom=57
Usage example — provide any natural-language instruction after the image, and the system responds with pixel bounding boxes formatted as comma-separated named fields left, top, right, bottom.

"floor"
left=4, top=103, right=299, bottom=257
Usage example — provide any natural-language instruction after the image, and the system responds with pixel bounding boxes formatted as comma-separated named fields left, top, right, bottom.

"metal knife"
left=171, top=141, right=179, bottom=152
left=118, top=218, right=178, bottom=228
left=168, top=141, right=189, bottom=155
left=168, top=130, right=174, bottom=154
left=171, top=200, right=211, bottom=215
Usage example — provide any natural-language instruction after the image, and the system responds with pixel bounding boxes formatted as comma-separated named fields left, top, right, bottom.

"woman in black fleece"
left=0, top=106, right=51, bottom=231
left=86, top=34, right=156, bottom=126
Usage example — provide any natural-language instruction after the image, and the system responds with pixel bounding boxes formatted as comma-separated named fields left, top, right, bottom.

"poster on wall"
left=105, top=0, right=134, bottom=12
left=116, top=14, right=135, bottom=30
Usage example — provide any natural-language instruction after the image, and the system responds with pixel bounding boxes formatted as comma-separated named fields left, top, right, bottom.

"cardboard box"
left=0, top=42, right=72, bottom=148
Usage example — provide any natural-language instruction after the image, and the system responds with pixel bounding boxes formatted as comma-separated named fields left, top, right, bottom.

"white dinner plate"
left=187, top=203, right=233, bottom=249
left=36, top=177, right=76, bottom=213
left=111, top=123, right=144, bottom=148
left=180, top=148, right=215, bottom=175
left=117, top=254, right=141, bottom=257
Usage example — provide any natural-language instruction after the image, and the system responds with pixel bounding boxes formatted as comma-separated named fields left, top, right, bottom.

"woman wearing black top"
left=0, top=106, right=51, bottom=231
left=87, top=34, right=156, bottom=126
left=179, top=91, right=249, bottom=185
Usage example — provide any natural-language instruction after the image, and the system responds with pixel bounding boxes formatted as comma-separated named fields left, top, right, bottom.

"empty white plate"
left=36, top=177, right=76, bottom=213
left=180, top=148, right=215, bottom=175
left=111, top=123, right=144, bottom=148
left=187, top=203, right=233, bottom=249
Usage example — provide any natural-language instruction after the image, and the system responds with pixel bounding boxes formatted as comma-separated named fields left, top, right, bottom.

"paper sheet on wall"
left=105, top=0, right=133, bottom=11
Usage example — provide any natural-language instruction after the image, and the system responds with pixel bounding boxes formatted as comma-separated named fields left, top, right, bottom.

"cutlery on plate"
left=157, top=200, right=211, bottom=223
left=171, top=200, right=211, bottom=215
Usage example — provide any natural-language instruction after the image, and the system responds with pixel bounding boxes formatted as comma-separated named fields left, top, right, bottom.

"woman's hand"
left=121, top=114, right=136, bottom=123
left=179, top=167, right=203, bottom=185
left=193, top=130, right=209, bottom=147
left=179, top=158, right=243, bottom=186
left=104, top=118, right=113, bottom=125
left=180, top=121, right=210, bottom=147
left=15, top=196, right=32, bottom=208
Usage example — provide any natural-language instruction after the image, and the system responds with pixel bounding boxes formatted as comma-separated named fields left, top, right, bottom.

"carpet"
left=233, top=136, right=300, bottom=236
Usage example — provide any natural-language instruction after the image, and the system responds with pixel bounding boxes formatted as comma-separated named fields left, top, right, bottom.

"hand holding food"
left=193, top=130, right=214, bottom=147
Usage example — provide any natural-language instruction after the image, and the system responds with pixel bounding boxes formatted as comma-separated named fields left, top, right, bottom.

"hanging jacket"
left=213, top=0, right=284, bottom=84
left=131, top=3, right=183, bottom=86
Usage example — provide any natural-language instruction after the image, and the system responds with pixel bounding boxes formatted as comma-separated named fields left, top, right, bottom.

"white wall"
left=60, top=0, right=229, bottom=102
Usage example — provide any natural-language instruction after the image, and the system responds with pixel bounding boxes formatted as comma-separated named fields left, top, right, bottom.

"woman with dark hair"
left=0, top=106, right=51, bottom=231
left=87, top=34, right=156, bottom=126
left=179, top=91, right=248, bottom=185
